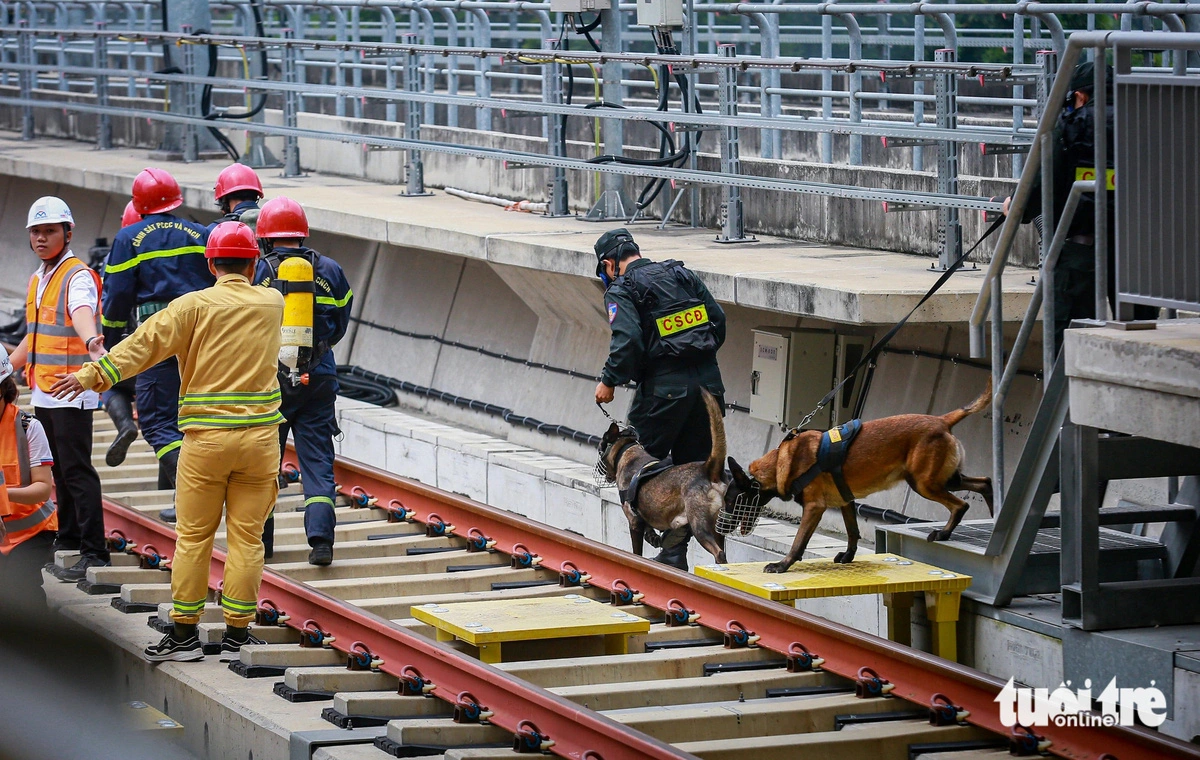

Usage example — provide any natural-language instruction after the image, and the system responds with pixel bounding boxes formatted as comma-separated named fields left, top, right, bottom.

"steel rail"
left=2, top=58, right=1038, bottom=145
left=0, top=95, right=1006, bottom=211
left=94, top=447, right=1200, bottom=760
left=98, top=495, right=696, bottom=760
left=314, top=455, right=1200, bottom=760
left=29, top=27, right=1043, bottom=75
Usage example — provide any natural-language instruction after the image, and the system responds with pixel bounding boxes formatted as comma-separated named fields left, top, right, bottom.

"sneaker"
left=220, top=630, right=266, bottom=653
left=144, top=631, right=204, bottom=663
left=57, top=555, right=111, bottom=582
left=159, top=508, right=177, bottom=523
left=308, top=542, right=333, bottom=566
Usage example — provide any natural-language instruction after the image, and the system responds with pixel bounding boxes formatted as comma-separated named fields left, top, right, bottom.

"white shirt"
left=28, top=251, right=100, bottom=410
left=23, top=416, right=54, bottom=468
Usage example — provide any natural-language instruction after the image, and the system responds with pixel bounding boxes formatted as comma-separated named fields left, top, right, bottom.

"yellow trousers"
left=170, top=425, right=280, bottom=627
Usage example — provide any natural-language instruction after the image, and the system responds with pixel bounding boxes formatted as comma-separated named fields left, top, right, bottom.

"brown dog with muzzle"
left=744, top=381, right=994, bottom=573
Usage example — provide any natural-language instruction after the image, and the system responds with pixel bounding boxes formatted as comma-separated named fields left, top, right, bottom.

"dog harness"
left=619, top=457, right=675, bottom=513
left=787, top=419, right=863, bottom=504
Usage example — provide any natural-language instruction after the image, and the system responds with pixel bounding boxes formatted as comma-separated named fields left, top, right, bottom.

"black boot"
left=262, top=513, right=274, bottom=559
left=158, top=447, right=181, bottom=522
left=103, top=391, right=139, bottom=467
left=653, top=527, right=692, bottom=571
left=157, top=446, right=180, bottom=490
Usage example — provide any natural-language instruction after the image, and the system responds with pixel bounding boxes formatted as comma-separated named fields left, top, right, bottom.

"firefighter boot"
left=653, top=527, right=692, bottom=571
left=103, top=392, right=139, bottom=467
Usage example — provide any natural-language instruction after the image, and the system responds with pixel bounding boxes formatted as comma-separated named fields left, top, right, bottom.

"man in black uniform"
left=593, top=228, right=726, bottom=569
left=1004, top=61, right=1156, bottom=351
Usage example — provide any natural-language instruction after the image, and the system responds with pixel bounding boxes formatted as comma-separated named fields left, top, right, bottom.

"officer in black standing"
left=1004, top=61, right=1156, bottom=350
left=594, top=228, right=726, bottom=570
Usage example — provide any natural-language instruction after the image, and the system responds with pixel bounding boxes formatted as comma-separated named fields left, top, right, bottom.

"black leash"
left=782, top=215, right=1007, bottom=440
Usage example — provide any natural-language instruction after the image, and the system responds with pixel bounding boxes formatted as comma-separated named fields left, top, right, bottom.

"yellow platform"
left=695, top=554, right=971, bottom=662
left=411, top=594, right=651, bottom=663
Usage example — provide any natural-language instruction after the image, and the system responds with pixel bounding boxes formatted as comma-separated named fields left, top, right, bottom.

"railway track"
left=41, top=396, right=1200, bottom=760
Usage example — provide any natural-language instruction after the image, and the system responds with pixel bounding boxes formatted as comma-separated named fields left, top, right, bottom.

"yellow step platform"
left=695, top=554, right=971, bottom=662
left=411, top=594, right=650, bottom=664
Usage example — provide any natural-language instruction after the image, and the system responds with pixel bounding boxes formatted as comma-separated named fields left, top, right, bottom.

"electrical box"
left=750, top=328, right=872, bottom=431
left=550, top=0, right=610, bottom=13
left=636, top=0, right=682, bottom=27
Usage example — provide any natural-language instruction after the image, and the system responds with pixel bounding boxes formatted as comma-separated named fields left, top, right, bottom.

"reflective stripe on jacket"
left=77, top=274, right=285, bottom=431
left=0, top=404, right=56, bottom=555
left=25, top=258, right=101, bottom=393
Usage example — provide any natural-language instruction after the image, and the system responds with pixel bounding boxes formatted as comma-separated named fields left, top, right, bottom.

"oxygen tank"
left=277, top=256, right=314, bottom=386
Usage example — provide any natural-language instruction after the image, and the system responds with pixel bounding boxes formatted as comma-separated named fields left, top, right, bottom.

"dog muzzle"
left=717, top=479, right=768, bottom=537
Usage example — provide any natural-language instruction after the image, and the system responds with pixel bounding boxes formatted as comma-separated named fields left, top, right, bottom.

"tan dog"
left=745, top=381, right=994, bottom=573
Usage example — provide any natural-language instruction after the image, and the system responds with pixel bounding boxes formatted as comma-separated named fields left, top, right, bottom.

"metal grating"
left=1115, top=76, right=1200, bottom=314
left=904, top=522, right=1164, bottom=556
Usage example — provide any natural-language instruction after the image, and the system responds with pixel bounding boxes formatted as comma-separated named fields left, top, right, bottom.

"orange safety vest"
left=25, top=256, right=101, bottom=393
left=0, top=403, right=56, bottom=555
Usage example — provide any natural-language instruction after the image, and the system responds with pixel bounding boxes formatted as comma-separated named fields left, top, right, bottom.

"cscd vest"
left=25, top=257, right=102, bottom=393
left=617, top=260, right=718, bottom=363
left=0, top=403, right=56, bottom=555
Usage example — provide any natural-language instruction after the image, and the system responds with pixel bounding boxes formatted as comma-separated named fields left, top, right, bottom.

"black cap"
left=595, top=228, right=636, bottom=261
left=1068, top=61, right=1111, bottom=94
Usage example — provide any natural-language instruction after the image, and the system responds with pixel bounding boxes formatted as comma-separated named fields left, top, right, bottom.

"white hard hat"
left=0, top=351, right=13, bottom=384
left=27, top=196, right=74, bottom=228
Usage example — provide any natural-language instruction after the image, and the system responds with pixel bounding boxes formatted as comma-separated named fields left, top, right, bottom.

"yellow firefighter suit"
left=74, top=273, right=284, bottom=626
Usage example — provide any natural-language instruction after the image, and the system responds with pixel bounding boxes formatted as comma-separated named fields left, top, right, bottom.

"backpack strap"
left=15, top=409, right=31, bottom=488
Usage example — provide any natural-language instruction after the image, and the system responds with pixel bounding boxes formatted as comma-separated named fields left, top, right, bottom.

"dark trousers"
left=135, top=358, right=183, bottom=456
left=0, top=530, right=54, bottom=611
left=1054, top=241, right=1159, bottom=350
left=628, top=380, right=725, bottom=465
left=278, top=374, right=339, bottom=546
left=34, top=407, right=108, bottom=561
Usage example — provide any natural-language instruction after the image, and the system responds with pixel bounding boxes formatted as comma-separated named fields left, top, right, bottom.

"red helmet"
left=256, top=196, right=308, bottom=239
left=131, top=167, right=183, bottom=215
left=120, top=200, right=141, bottom=228
left=205, top=221, right=260, bottom=259
left=214, top=163, right=263, bottom=201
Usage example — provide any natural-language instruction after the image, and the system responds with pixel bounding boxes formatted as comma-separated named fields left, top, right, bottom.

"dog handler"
left=52, top=221, right=285, bottom=662
left=593, top=228, right=726, bottom=570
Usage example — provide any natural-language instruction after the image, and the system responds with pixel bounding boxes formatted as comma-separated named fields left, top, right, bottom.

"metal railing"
left=0, top=2, right=1194, bottom=248
left=969, top=30, right=1200, bottom=510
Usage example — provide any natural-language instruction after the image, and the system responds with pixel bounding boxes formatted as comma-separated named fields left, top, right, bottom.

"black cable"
left=348, top=314, right=752, bottom=414
left=335, top=367, right=398, bottom=406
left=341, top=365, right=603, bottom=446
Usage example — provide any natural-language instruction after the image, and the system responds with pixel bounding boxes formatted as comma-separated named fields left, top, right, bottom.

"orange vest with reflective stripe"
left=25, top=257, right=101, bottom=393
left=0, top=403, right=56, bottom=555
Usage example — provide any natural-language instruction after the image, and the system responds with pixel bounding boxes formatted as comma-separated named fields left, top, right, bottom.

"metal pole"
left=820, top=13, right=833, bottom=162
left=18, top=20, right=33, bottom=140
left=934, top=48, right=961, bottom=270
left=95, top=21, right=111, bottom=150
left=991, top=273, right=1005, bottom=509
left=1093, top=50, right=1108, bottom=321
left=685, top=0, right=699, bottom=227
left=913, top=14, right=925, bottom=170
left=586, top=5, right=629, bottom=219
left=1038, top=49, right=1057, bottom=374
left=716, top=43, right=750, bottom=243
left=1012, top=12, right=1026, bottom=177
left=282, top=28, right=302, bottom=177
left=543, top=37, right=568, bottom=217
left=402, top=32, right=430, bottom=197
left=180, top=23, right=199, bottom=162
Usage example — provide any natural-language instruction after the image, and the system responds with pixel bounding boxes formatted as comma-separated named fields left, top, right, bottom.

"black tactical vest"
left=617, top=260, right=718, bottom=363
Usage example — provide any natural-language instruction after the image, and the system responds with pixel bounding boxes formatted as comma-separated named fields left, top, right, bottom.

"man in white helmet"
left=6, top=196, right=109, bottom=582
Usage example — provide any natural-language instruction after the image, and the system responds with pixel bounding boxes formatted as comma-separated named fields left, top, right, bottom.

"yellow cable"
left=239, top=45, right=251, bottom=153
